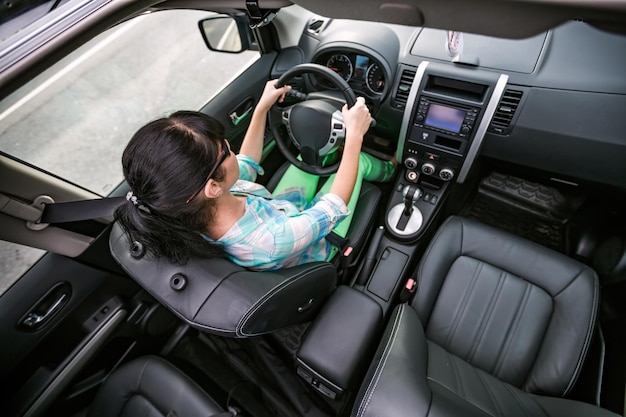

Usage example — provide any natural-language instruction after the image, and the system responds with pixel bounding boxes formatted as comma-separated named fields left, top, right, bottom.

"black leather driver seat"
left=353, top=215, right=618, bottom=417
left=109, top=166, right=381, bottom=337
left=86, top=356, right=225, bottom=417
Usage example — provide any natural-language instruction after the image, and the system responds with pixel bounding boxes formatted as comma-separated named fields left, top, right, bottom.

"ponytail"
left=115, top=111, right=228, bottom=264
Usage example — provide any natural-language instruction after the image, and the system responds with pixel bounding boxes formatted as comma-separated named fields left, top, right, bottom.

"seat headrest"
left=109, top=222, right=336, bottom=337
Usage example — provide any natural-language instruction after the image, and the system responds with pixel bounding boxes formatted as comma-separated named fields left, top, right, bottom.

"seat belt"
left=35, top=195, right=352, bottom=246
left=1, top=192, right=124, bottom=226
left=37, top=194, right=357, bottom=276
left=40, top=196, right=125, bottom=224
left=36, top=194, right=356, bottom=272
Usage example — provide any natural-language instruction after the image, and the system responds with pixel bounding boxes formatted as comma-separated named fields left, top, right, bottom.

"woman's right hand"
left=329, top=97, right=370, bottom=205
left=342, top=97, right=371, bottom=143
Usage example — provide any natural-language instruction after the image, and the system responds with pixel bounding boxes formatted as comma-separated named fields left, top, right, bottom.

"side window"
left=0, top=9, right=259, bottom=293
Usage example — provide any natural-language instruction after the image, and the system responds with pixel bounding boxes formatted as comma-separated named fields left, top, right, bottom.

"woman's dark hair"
left=115, top=110, right=227, bottom=264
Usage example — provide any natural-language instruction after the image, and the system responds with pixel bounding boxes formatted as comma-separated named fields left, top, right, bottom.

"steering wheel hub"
left=282, top=101, right=345, bottom=166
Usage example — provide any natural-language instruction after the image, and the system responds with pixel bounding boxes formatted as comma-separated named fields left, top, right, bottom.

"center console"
left=295, top=61, right=512, bottom=406
left=387, top=61, right=509, bottom=240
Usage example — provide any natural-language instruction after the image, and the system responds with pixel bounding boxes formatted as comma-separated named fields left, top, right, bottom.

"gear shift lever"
left=387, top=184, right=424, bottom=236
left=402, top=185, right=423, bottom=217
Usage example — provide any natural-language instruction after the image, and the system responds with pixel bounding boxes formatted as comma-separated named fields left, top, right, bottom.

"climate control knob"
left=404, top=157, right=418, bottom=170
left=439, top=168, right=455, bottom=181
left=421, top=162, right=435, bottom=175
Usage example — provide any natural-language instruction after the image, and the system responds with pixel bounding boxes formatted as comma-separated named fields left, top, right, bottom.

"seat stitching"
left=356, top=304, right=405, bottom=417
left=443, top=261, right=482, bottom=347
left=475, top=366, right=504, bottom=417
left=138, top=400, right=151, bottom=417
left=503, top=381, right=543, bottom=417
left=135, top=359, right=151, bottom=391
left=468, top=267, right=506, bottom=367
left=416, top=216, right=458, bottom=295
left=493, top=279, right=532, bottom=379
left=132, top=360, right=156, bottom=417
left=528, top=392, right=555, bottom=417
left=447, top=349, right=467, bottom=397
left=427, top=373, right=495, bottom=416
left=238, top=263, right=333, bottom=336
left=551, top=266, right=588, bottom=298
left=553, top=267, right=599, bottom=396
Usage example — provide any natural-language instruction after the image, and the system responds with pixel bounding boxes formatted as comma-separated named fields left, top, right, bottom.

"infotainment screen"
left=424, top=103, right=466, bottom=133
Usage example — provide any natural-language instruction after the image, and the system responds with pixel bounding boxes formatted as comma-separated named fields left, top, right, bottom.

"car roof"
left=290, top=0, right=626, bottom=39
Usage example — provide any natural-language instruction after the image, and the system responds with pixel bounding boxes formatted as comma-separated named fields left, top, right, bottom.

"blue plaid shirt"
left=204, top=155, right=348, bottom=270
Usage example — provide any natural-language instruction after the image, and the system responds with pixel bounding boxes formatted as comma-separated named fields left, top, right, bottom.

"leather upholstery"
left=110, top=221, right=337, bottom=336
left=87, top=356, right=224, bottom=417
left=109, top=167, right=381, bottom=337
left=352, top=215, right=616, bottom=417
left=297, top=285, right=383, bottom=392
left=353, top=304, right=617, bottom=417
left=344, top=181, right=382, bottom=264
left=413, top=216, right=599, bottom=396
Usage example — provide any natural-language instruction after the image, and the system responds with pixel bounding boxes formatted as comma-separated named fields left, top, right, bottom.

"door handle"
left=229, top=97, right=254, bottom=126
left=230, top=107, right=252, bottom=126
left=22, top=293, right=67, bottom=328
left=19, top=282, right=71, bottom=330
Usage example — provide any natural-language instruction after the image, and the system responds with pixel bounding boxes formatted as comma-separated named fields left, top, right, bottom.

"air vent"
left=393, top=67, right=416, bottom=109
left=307, top=19, right=325, bottom=35
left=489, top=89, right=523, bottom=135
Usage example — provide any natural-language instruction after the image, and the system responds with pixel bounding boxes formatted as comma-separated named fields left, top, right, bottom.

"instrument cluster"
left=313, top=51, right=387, bottom=96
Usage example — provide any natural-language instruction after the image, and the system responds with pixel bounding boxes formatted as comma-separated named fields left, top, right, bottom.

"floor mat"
left=168, top=333, right=277, bottom=417
left=266, top=322, right=310, bottom=363
left=462, top=172, right=586, bottom=253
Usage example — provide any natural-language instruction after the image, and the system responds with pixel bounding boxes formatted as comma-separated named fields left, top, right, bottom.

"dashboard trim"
left=396, top=61, right=509, bottom=184
left=396, top=61, right=429, bottom=161
left=457, top=73, right=508, bottom=182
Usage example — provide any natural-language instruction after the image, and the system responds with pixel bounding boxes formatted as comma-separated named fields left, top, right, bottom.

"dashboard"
left=291, top=17, right=626, bottom=191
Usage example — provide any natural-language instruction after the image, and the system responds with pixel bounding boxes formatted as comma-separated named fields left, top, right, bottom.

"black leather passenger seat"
left=352, top=215, right=618, bottom=417
left=416, top=215, right=598, bottom=396
left=86, top=356, right=226, bottom=417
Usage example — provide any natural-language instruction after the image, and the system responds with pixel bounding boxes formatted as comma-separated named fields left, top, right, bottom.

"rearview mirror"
left=198, top=15, right=253, bottom=53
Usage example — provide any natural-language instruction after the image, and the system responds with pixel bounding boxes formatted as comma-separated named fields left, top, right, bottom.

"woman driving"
left=116, top=80, right=395, bottom=270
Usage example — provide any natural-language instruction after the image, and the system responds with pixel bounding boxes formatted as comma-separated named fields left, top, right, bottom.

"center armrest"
left=296, top=285, right=383, bottom=400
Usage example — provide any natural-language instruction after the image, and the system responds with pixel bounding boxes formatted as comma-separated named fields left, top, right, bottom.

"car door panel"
left=0, top=253, right=113, bottom=411
left=0, top=8, right=281, bottom=415
left=0, top=243, right=171, bottom=417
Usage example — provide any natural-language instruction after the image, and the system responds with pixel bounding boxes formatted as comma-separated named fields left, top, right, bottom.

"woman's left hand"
left=257, top=80, right=291, bottom=113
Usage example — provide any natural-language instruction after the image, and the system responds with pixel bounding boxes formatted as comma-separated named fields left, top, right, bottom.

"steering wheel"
left=270, top=63, right=357, bottom=176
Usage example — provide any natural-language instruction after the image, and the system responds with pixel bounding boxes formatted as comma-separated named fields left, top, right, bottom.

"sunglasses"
left=185, top=141, right=230, bottom=204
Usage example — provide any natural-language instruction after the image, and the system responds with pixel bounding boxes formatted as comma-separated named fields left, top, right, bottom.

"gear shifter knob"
left=402, top=185, right=423, bottom=204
